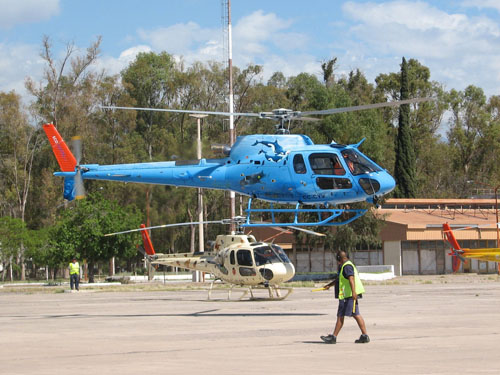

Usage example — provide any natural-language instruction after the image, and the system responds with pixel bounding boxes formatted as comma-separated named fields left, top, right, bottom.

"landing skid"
left=207, top=281, right=293, bottom=301
left=242, top=198, right=367, bottom=227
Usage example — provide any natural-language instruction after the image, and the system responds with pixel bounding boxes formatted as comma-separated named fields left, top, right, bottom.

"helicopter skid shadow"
left=301, top=341, right=331, bottom=345
left=36, top=311, right=326, bottom=319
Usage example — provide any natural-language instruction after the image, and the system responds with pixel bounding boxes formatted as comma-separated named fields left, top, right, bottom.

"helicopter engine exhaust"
left=211, top=144, right=231, bottom=156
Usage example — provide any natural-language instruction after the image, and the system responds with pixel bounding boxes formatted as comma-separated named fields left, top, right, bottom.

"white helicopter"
left=107, top=219, right=324, bottom=300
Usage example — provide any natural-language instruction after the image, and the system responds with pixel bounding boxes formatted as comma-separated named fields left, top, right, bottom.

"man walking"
left=321, top=251, right=370, bottom=344
left=69, top=258, right=80, bottom=292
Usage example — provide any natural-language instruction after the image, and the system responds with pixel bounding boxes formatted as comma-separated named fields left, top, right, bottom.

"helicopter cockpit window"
left=341, top=149, right=382, bottom=176
left=230, top=250, right=235, bottom=265
left=308, top=153, right=345, bottom=175
left=236, top=249, right=253, bottom=266
left=254, top=246, right=281, bottom=266
left=271, top=244, right=292, bottom=264
left=316, top=177, right=352, bottom=190
left=293, top=154, right=307, bottom=174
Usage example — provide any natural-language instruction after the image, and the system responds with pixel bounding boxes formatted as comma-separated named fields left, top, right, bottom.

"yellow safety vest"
left=339, top=260, right=365, bottom=300
left=69, top=262, right=80, bottom=275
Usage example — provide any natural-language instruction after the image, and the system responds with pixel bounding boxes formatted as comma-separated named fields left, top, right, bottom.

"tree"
left=0, top=91, right=43, bottom=280
left=325, top=205, right=384, bottom=254
left=321, top=57, right=337, bottom=88
left=394, top=57, right=417, bottom=198
left=52, top=193, right=141, bottom=282
left=26, top=35, right=101, bottom=127
left=0, top=217, right=27, bottom=281
left=23, top=227, right=54, bottom=280
left=0, top=92, right=41, bottom=222
left=447, top=85, right=493, bottom=196
left=267, top=71, right=287, bottom=89
left=375, top=58, right=446, bottom=196
left=286, top=73, right=328, bottom=110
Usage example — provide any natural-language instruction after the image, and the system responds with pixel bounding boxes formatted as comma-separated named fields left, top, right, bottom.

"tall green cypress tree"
left=394, top=57, right=417, bottom=198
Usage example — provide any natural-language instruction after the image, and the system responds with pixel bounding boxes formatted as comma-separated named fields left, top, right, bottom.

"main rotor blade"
left=445, top=223, right=500, bottom=232
left=294, top=116, right=322, bottom=122
left=270, top=226, right=294, bottom=234
left=100, top=105, right=260, bottom=118
left=105, top=220, right=227, bottom=236
left=301, top=98, right=433, bottom=116
left=264, top=224, right=326, bottom=237
left=287, top=226, right=326, bottom=237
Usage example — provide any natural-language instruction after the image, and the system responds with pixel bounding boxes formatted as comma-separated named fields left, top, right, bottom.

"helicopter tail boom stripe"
left=43, top=123, right=77, bottom=172
left=140, top=224, right=156, bottom=255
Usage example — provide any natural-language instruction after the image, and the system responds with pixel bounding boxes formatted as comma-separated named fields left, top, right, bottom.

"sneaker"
left=320, top=334, right=336, bottom=344
left=355, top=334, right=370, bottom=343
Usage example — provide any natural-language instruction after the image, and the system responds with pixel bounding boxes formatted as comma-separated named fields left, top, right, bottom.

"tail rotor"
left=71, top=136, right=86, bottom=200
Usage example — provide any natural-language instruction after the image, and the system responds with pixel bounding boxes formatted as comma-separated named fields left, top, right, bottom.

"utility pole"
left=223, top=0, right=237, bottom=232
left=190, top=114, right=207, bottom=282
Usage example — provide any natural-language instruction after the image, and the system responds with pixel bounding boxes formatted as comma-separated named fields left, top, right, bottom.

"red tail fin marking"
left=443, top=223, right=462, bottom=272
left=43, top=123, right=77, bottom=172
left=140, top=224, right=156, bottom=255
left=443, top=223, right=461, bottom=251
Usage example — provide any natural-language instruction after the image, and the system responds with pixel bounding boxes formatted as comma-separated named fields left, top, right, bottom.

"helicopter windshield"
left=341, top=149, right=382, bottom=176
left=254, top=246, right=284, bottom=266
left=271, top=244, right=292, bottom=264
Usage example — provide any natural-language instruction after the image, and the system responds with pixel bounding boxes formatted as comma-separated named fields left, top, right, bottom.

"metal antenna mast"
left=222, top=0, right=236, bottom=231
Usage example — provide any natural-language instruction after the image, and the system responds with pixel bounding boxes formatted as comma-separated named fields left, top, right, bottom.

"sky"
left=1, top=0, right=500, bottom=101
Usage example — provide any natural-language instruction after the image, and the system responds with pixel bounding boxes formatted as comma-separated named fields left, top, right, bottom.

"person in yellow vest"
left=320, top=251, right=369, bottom=344
left=69, top=258, right=80, bottom=292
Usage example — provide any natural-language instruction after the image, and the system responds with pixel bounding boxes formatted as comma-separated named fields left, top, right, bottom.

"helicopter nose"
left=265, top=262, right=295, bottom=284
left=362, top=172, right=395, bottom=204
left=368, top=171, right=395, bottom=195
left=378, top=171, right=396, bottom=195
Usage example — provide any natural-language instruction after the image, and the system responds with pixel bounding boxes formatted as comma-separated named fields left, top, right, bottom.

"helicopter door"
left=308, top=153, right=353, bottom=193
left=236, top=249, right=256, bottom=277
left=290, top=153, right=314, bottom=197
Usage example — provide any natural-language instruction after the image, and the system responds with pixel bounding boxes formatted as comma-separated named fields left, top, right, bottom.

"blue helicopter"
left=43, top=99, right=426, bottom=227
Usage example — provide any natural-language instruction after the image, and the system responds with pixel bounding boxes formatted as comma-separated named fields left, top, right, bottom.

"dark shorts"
left=337, top=298, right=360, bottom=317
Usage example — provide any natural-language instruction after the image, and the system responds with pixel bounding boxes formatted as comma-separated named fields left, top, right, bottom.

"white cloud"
left=133, top=10, right=313, bottom=81
left=0, top=0, right=60, bottom=30
left=0, top=42, right=43, bottom=97
left=95, top=45, right=152, bottom=76
left=137, top=22, right=220, bottom=56
left=234, top=10, right=292, bottom=43
left=462, top=0, right=500, bottom=13
left=340, top=1, right=500, bottom=96
left=344, top=1, right=464, bottom=31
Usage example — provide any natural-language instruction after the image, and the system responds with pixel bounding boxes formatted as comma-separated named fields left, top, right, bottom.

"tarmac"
left=1, top=274, right=500, bottom=375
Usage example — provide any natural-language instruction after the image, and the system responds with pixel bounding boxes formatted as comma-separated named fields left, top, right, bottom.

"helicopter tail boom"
left=43, top=122, right=229, bottom=200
